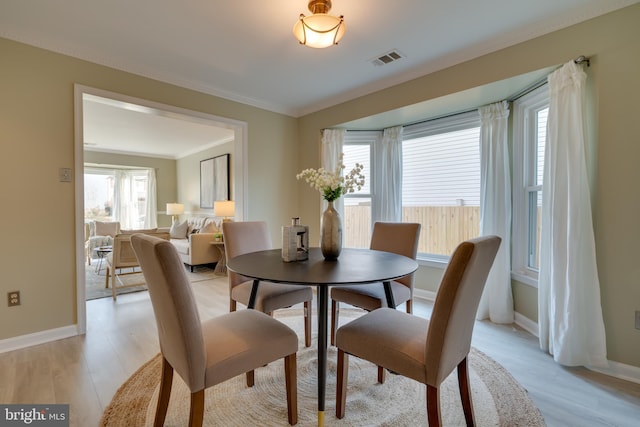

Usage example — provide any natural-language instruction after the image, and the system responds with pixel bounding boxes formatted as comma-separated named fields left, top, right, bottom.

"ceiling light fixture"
left=293, top=0, right=345, bottom=48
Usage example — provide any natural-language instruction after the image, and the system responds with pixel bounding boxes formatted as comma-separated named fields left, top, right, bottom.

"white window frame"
left=512, top=84, right=549, bottom=287
left=343, top=131, right=380, bottom=248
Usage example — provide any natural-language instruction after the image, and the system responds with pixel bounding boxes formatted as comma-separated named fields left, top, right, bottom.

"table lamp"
left=214, top=200, right=235, bottom=221
left=166, top=203, right=184, bottom=224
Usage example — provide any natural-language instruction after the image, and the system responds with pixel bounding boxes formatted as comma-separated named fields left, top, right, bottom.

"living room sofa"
left=168, top=216, right=223, bottom=271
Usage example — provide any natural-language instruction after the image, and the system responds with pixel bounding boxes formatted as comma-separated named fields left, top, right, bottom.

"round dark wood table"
left=226, top=247, right=418, bottom=426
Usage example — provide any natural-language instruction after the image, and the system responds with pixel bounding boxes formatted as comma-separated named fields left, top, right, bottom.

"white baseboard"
left=514, top=312, right=539, bottom=337
left=0, top=325, right=79, bottom=354
left=588, top=360, right=640, bottom=385
left=413, top=295, right=640, bottom=385
left=413, top=288, right=436, bottom=302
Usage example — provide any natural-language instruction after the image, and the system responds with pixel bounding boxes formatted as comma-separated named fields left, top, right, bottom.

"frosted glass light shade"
left=293, top=13, right=345, bottom=48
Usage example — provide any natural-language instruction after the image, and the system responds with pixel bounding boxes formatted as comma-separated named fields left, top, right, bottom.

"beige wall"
left=1, top=4, right=639, bottom=370
left=0, top=37, right=298, bottom=340
left=84, top=151, right=177, bottom=228
left=176, top=142, right=234, bottom=217
left=297, top=5, right=640, bottom=367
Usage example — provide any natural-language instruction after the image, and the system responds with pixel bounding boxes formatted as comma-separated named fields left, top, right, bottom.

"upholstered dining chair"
left=335, top=235, right=501, bottom=427
left=131, top=233, right=299, bottom=427
left=222, top=221, right=313, bottom=347
left=330, top=222, right=421, bottom=345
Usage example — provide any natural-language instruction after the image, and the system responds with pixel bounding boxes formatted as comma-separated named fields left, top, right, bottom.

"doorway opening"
left=74, top=85, right=247, bottom=332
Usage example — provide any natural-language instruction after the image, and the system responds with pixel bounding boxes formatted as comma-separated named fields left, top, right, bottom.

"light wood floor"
left=1, top=276, right=639, bottom=426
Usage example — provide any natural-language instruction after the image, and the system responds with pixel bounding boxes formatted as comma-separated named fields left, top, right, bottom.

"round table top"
left=226, top=247, right=418, bottom=285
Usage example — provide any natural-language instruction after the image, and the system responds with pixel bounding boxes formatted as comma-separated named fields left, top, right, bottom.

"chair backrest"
left=369, top=222, right=421, bottom=288
left=424, top=235, right=501, bottom=387
left=222, top=221, right=272, bottom=290
left=92, top=220, right=120, bottom=238
left=131, top=233, right=206, bottom=392
left=111, top=231, right=170, bottom=270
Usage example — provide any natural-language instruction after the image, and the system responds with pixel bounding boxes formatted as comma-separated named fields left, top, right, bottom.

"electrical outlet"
left=8, top=291, right=20, bottom=307
left=636, top=311, right=640, bottom=330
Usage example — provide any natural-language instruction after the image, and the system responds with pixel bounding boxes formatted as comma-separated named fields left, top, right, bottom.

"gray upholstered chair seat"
left=231, top=281, right=313, bottom=314
left=336, top=308, right=428, bottom=384
left=330, top=281, right=411, bottom=312
left=202, top=310, right=298, bottom=387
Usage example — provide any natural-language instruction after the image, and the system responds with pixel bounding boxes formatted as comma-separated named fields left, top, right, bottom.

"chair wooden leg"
left=426, top=384, right=441, bottom=427
left=406, top=298, right=413, bottom=314
left=104, top=267, right=109, bottom=288
left=229, top=299, right=236, bottom=312
left=189, top=389, right=205, bottom=427
left=335, top=349, right=349, bottom=419
left=284, top=353, right=298, bottom=425
left=111, top=268, right=117, bottom=300
left=154, top=357, right=174, bottom=427
left=457, top=357, right=475, bottom=426
left=377, top=366, right=386, bottom=384
left=304, top=301, right=311, bottom=347
left=330, top=299, right=338, bottom=346
left=246, top=370, right=255, bottom=387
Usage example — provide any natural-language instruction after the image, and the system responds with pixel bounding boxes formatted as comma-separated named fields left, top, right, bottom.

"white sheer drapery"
left=321, top=129, right=345, bottom=215
left=373, top=126, right=403, bottom=223
left=538, top=61, right=607, bottom=367
left=476, top=101, right=514, bottom=323
left=113, top=168, right=157, bottom=230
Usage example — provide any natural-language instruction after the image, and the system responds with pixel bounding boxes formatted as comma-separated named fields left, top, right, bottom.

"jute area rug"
left=101, top=310, right=545, bottom=426
left=85, top=262, right=221, bottom=300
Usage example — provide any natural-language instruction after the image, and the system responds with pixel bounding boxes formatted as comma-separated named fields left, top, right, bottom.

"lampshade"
left=166, top=203, right=184, bottom=216
left=214, top=200, right=235, bottom=218
left=293, top=0, right=345, bottom=48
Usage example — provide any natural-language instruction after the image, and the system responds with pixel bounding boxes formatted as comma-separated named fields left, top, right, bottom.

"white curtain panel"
left=538, top=61, right=607, bottom=367
left=145, top=168, right=158, bottom=229
left=373, top=126, right=403, bottom=223
left=114, top=170, right=135, bottom=230
left=321, top=129, right=345, bottom=216
left=114, top=169, right=157, bottom=230
left=476, top=100, right=514, bottom=323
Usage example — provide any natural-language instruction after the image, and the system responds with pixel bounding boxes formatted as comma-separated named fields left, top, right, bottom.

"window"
left=84, top=166, right=156, bottom=230
left=343, top=132, right=377, bottom=248
left=84, top=169, right=115, bottom=221
left=512, top=84, right=549, bottom=285
left=402, top=112, right=481, bottom=259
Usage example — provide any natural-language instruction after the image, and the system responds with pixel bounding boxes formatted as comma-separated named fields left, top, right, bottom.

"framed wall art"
left=200, top=154, right=230, bottom=208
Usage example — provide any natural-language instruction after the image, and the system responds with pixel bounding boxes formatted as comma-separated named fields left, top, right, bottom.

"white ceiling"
left=82, top=93, right=235, bottom=159
left=2, top=0, right=636, bottom=158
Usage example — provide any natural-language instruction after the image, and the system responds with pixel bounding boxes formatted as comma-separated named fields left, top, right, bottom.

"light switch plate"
left=59, top=168, right=72, bottom=182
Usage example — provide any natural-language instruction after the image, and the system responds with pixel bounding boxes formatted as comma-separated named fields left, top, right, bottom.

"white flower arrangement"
left=296, top=154, right=365, bottom=202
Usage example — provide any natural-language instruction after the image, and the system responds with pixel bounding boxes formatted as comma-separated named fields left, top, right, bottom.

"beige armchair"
left=131, top=233, right=298, bottom=426
left=335, top=235, right=501, bottom=426
left=330, top=222, right=421, bottom=345
left=85, top=220, right=120, bottom=265
left=105, top=230, right=169, bottom=300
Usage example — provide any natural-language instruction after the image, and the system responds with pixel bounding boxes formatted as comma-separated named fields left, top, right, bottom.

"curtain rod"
left=346, top=54, right=591, bottom=131
left=574, top=55, right=590, bottom=67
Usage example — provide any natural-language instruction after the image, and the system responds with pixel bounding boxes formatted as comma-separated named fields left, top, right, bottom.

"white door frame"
left=73, top=84, right=248, bottom=333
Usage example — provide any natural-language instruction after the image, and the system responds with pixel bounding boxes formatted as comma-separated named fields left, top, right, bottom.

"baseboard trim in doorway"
left=0, top=325, right=78, bottom=354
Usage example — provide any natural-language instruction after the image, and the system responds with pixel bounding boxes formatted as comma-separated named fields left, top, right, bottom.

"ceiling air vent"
left=371, top=50, right=405, bottom=67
